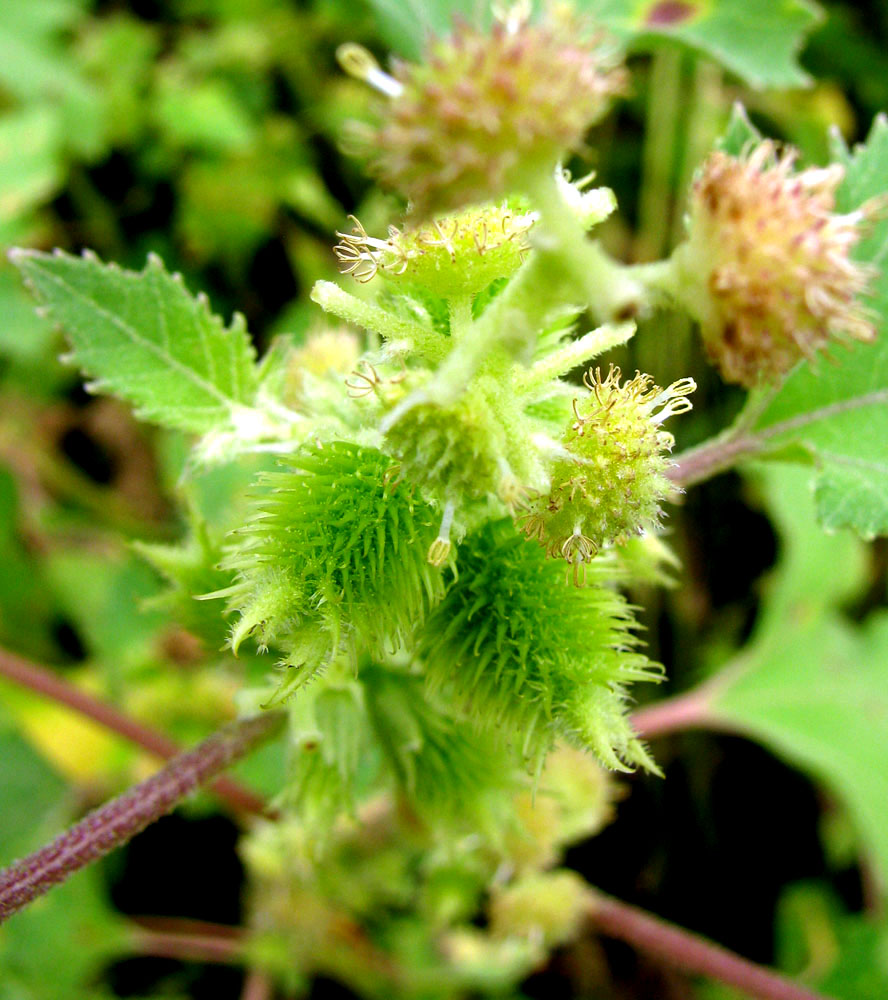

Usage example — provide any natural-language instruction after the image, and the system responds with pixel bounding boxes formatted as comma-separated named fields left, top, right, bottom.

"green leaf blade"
left=713, top=614, right=888, bottom=895
left=11, top=249, right=259, bottom=434
left=580, top=0, right=822, bottom=89
left=708, top=467, right=888, bottom=895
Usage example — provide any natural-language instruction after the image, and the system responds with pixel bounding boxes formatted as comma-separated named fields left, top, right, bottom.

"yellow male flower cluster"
left=334, top=202, right=535, bottom=296
left=521, top=366, right=694, bottom=580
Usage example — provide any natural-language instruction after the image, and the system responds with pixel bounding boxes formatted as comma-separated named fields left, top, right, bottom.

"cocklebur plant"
left=4, top=3, right=888, bottom=998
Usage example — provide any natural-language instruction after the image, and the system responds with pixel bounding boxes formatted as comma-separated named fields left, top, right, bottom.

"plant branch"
left=0, top=711, right=284, bottom=925
left=631, top=687, right=718, bottom=739
left=132, top=926, right=245, bottom=965
left=587, top=890, right=834, bottom=1000
left=669, top=430, right=760, bottom=488
left=514, top=322, right=635, bottom=396
left=523, top=169, right=645, bottom=322
left=0, top=646, right=268, bottom=817
left=668, top=380, right=888, bottom=489
left=311, top=280, right=449, bottom=361
left=241, top=970, right=274, bottom=1000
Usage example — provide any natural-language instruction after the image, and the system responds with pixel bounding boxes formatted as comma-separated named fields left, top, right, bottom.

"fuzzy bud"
left=360, top=6, right=626, bottom=217
left=383, top=383, right=508, bottom=505
left=521, top=366, right=694, bottom=578
left=678, top=141, right=878, bottom=386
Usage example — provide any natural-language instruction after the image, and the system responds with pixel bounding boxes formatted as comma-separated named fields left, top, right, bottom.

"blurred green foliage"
left=1, top=1, right=888, bottom=999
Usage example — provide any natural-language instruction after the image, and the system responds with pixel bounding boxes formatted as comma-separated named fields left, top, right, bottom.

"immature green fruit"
left=223, top=441, right=444, bottom=691
left=507, top=745, right=616, bottom=871
left=383, top=381, right=508, bottom=504
left=521, top=366, right=694, bottom=578
left=361, top=662, right=516, bottom=829
left=364, top=5, right=626, bottom=217
left=418, top=519, right=661, bottom=772
left=676, top=141, right=877, bottom=386
left=335, top=203, right=535, bottom=298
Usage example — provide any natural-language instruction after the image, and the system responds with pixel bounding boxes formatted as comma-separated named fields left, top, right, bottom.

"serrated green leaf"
left=11, top=250, right=260, bottom=434
left=581, top=0, right=821, bottom=89
left=742, top=116, right=888, bottom=539
left=709, top=466, right=888, bottom=896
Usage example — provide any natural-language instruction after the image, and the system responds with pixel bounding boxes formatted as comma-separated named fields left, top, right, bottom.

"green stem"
left=311, top=281, right=449, bottom=362
left=448, top=294, right=475, bottom=342
left=670, top=58, right=723, bottom=250
left=415, top=251, right=577, bottom=409
left=523, top=169, right=645, bottom=322
left=636, top=48, right=682, bottom=262
left=514, top=322, right=635, bottom=397
left=625, top=257, right=684, bottom=304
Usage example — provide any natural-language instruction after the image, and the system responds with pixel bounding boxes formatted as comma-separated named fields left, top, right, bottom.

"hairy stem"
left=0, top=711, right=284, bottom=924
left=515, top=322, right=635, bottom=396
left=311, top=280, right=448, bottom=362
left=523, top=169, right=644, bottom=322
left=587, top=890, right=833, bottom=1000
left=669, top=430, right=760, bottom=488
left=0, top=646, right=268, bottom=817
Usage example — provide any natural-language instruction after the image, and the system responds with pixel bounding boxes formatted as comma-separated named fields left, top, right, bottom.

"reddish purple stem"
left=631, top=687, right=717, bottom=739
left=0, top=646, right=269, bottom=816
left=0, top=711, right=283, bottom=924
left=588, top=891, right=835, bottom=1000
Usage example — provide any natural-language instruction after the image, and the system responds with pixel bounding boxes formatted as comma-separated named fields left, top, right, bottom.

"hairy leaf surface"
left=11, top=250, right=259, bottom=434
